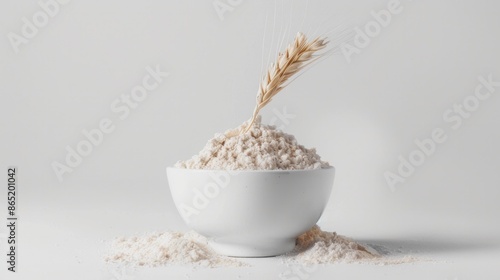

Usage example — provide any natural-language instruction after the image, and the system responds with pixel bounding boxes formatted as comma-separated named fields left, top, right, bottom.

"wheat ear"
left=238, top=32, right=328, bottom=135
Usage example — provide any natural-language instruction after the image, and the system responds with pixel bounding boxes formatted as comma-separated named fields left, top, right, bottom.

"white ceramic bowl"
left=166, top=167, right=335, bottom=257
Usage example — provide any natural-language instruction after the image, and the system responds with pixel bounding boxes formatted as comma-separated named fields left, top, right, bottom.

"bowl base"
left=208, top=238, right=296, bottom=257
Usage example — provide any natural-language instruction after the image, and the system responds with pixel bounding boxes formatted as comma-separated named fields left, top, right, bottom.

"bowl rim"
left=166, top=165, right=334, bottom=173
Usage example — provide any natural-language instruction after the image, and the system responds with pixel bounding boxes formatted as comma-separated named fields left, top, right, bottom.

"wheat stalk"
left=232, top=32, right=328, bottom=136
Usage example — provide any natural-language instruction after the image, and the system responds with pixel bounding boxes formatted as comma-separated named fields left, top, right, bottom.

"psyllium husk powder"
left=104, top=120, right=415, bottom=267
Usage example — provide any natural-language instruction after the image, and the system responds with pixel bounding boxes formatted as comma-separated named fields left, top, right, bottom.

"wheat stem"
left=240, top=32, right=327, bottom=134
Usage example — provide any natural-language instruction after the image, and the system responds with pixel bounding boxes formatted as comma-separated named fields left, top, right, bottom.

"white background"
left=1, top=0, right=500, bottom=279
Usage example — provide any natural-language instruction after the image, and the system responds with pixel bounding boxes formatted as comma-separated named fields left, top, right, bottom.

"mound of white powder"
left=103, top=231, right=245, bottom=268
left=103, top=225, right=405, bottom=268
left=175, top=118, right=330, bottom=170
left=283, top=225, right=379, bottom=264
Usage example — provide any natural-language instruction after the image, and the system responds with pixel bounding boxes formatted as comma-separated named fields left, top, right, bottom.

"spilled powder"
left=175, top=117, right=330, bottom=170
left=104, top=226, right=414, bottom=267
left=103, top=231, right=245, bottom=268
left=284, top=225, right=379, bottom=264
